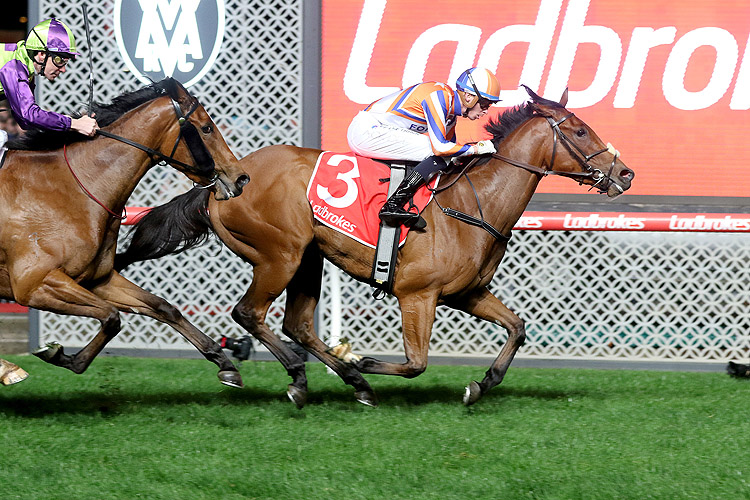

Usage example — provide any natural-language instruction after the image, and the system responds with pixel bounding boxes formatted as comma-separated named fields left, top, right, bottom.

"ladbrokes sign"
left=322, top=0, right=750, bottom=198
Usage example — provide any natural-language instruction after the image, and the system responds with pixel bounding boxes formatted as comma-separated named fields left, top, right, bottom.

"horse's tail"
left=115, top=187, right=213, bottom=272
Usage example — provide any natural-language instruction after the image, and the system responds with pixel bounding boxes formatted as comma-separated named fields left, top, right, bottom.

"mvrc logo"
left=114, top=0, right=226, bottom=87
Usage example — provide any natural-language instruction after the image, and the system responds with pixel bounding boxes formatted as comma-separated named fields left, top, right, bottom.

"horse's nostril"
left=237, top=174, right=250, bottom=188
left=620, top=169, right=634, bottom=180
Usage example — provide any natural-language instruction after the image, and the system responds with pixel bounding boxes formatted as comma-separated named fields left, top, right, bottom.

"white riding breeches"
left=0, top=129, right=7, bottom=165
left=346, top=111, right=432, bottom=162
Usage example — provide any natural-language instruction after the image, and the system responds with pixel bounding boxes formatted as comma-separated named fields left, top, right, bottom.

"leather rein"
left=433, top=112, right=619, bottom=242
left=64, top=95, right=218, bottom=219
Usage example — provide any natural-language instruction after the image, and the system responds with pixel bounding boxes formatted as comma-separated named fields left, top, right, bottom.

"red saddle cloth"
left=307, top=152, right=437, bottom=248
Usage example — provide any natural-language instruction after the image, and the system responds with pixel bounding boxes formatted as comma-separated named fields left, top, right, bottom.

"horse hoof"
left=218, top=370, right=244, bottom=388
left=287, top=385, right=307, bottom=409
left=463, top=381, right=483, bottom=406
left=354, top=390, right=378, bottom=407
left=0, top=359, right=28, bottom=386
left=32, top=342, right=62, bottom=363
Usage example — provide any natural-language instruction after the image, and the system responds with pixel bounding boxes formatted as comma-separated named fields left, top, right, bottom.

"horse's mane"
left=472, top=85, right=565, bottom=167
left=7, top=78, right=185, bottom=151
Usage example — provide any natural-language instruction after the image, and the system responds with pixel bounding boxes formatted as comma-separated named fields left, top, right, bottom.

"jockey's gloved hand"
left=473, top=140, right=496, bottom=155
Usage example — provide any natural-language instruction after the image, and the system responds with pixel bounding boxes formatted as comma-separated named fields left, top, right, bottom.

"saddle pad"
left=307, top=152, right=437, bottom=248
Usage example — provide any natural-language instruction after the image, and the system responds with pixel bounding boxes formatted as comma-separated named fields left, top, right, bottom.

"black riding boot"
left=379, top=170, right=425, bottom=226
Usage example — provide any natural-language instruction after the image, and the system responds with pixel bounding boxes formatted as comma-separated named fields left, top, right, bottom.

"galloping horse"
left=0, top=78, right=249, bottom=387
left=116, top=86, right=634, bottom=406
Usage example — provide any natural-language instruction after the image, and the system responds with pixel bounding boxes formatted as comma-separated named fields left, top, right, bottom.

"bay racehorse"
left=0, top=78, right=249, bottom=387
left=115, top=86, right=634, bottom=406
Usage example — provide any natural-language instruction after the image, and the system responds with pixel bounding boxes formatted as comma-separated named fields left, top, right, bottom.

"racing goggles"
left=50, top=53, right=72, bottom=68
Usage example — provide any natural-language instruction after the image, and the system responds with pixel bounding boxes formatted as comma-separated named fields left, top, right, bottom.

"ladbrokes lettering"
left=343, top=0, right=750, bottom=110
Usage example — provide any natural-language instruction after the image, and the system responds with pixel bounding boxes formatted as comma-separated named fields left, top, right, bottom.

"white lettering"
left=729, top=34, right=750, bottom=109
left=476, top=0, right=563, bottom=107
left=345, top=0, right=750, bottom=110
left=404, top=24, right=482, bottom=88
left=663, top=27, right=738, bottom=110
left=613, top=27, right=677, bottom=108
left=316, top=155, right=360, bottom=209
left=563, top=213, right=646, bottom=230
left=514, top=216, right=544, bottom=229
left=343, top=0, right=398, bottom=104
left=135, top=0, right=202, bottom=76
left=668, top=215, right=750, bottom=231
left=545, top=0, right=622, bottom=108
left=313, top=204, right=358, bottom=233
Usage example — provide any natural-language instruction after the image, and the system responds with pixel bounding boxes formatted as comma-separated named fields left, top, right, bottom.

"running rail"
left=2, top=210, right=749, bottom=313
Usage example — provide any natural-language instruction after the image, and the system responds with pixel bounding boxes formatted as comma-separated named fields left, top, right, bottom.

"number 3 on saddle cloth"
left=306, top=152, right=438, bottom=249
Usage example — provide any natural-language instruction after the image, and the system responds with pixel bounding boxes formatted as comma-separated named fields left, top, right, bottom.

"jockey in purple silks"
left=0, top=18, right=99, bottom=150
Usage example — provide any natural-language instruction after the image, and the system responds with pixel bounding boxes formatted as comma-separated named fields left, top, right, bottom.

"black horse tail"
left=115, top=187, right=213, bottom=272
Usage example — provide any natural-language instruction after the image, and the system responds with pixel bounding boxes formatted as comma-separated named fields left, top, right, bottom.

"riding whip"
left=81, top=5, right=94, bottom=117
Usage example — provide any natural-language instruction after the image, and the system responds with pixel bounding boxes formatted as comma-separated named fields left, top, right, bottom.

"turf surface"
left=1, top=355, right=748, bottom=499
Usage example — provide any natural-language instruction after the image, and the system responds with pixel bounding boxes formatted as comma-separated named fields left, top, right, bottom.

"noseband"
left=96, top=95, right=218, bottom=183
left=492, top=112, right=620, bottom=194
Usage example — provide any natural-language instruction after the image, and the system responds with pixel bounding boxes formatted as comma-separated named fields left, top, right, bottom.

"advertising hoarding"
left=322, top=0, right=750, bottom=199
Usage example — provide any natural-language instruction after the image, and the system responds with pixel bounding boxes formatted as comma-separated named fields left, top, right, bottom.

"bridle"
left=96, top=95, right=218, bottom=181
left=434, top=110, right=622, bottom=241
left=491, top=112, right=620, bottom=194
left=65, top=92, right=219, bottom=219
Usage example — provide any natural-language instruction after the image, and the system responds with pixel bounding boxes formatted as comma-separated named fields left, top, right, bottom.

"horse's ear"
left=522, top=84, right=541, bottom=102
left=559, top=88, right=569, bottom=107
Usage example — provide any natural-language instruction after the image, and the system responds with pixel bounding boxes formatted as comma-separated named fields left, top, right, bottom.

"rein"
left=434, top=112, right=619, bottom=242
left=63, top=144, right=126, bottom=220
left=97, top=97, right=217, bottom=178
left=63, top=95, right=218, bottom=219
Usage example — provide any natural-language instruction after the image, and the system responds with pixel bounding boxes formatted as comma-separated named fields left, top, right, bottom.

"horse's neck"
left=88, top=100, right=172, bottom=207
left=473, top=131, right=547, bottom=229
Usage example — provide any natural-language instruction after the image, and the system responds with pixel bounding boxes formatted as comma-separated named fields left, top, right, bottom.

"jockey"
left=347, top=67, right=501, bottom=227
left=0, top=18, right=99, bottom=149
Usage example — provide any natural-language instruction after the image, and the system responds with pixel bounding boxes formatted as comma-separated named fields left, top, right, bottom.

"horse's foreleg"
left=353, top=292, right=438, bottom=379
left=446, top=287, right=526, bottom=405
left=283, top=251, right=378, bottom=407
left=90, top=272, right=242, bottom=387
left=231, top=268, right=309, bottom=407
left=21, top=269, right=122, bottom=374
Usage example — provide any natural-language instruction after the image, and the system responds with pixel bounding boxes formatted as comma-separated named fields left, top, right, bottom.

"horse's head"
left=159, top=79, right=249, bottom=200
left=521, top=85, right=634, bottom=197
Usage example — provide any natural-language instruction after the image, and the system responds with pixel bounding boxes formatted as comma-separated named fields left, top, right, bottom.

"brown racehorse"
left=116, top=86, right=634, bottom=406
left=0, top=78, right=249, bottom=387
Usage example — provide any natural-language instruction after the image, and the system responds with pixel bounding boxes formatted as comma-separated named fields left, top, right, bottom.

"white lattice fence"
left=317, top=231, right=750, bottom=363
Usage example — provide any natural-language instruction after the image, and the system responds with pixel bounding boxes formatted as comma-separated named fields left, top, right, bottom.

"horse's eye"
left=201, top=125, right=213, bottom=134
left=576, top=128, right=586, bottom=137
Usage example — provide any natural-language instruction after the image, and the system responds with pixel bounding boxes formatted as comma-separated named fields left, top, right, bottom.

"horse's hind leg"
left=446, top=287, right=526, bottom=405
left=282, top=249, right=378, bottom=407
left=89, top=272, right=242, bottom=387
left=19, top=269, right=124, bottom=374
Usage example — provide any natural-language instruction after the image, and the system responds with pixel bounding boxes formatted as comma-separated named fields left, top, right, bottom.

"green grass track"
left=1, top=355, right=749, bottom=500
